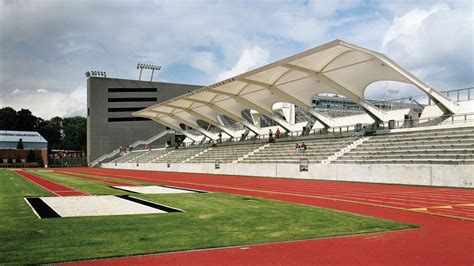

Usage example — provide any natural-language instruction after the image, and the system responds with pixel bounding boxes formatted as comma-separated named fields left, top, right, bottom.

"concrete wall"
left=102, top=162, right=474, bottom=188
left=87, top=77, right=201, bottom=163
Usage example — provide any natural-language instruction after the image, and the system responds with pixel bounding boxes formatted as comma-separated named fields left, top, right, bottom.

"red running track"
left=59, top=168, right=474, bottom=265
left=14, top=170, right=87, bottom=196
left=60, top=168, right=474, bottom=221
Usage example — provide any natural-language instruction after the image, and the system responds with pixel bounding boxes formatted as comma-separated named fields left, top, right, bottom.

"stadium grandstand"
left=95, top=39, right=474, bottom=188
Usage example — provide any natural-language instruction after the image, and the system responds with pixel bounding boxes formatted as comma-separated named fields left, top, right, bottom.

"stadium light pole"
left=137, top=63, right=143, bottom=80
left=150, top=65, right=162, bottom=82
left=137, top=63, right=161, bottom=81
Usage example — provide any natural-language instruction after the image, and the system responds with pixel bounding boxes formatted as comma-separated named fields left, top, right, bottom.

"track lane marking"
left=57, top=169, right=474, bottom=222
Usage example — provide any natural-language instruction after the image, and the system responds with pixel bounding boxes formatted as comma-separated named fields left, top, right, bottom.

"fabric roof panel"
left=210, top=80, right=247, bottom=95
left=324, top=58, right=410, bottom=99
left=187, top=91, right=216, bottom=102
left=276, top=76, right=326, bottom=107
left=289, top=45, right=351, bottom=72
left=274, top=69, right=310, bottom=86
left=245, top=66, right=289, bottom=85
left=170, top=99, right=194, bottom=109
left=322, top=50, right=375, bottom=72
left=151, top=106, right=175, bottom=114
left=240, top=89, right=289, bottom=112
left=239, top=84, right=266, bottom=95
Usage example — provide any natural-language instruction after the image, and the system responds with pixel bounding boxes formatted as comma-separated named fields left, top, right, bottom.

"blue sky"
left=0, top=0, right=472, bottom=119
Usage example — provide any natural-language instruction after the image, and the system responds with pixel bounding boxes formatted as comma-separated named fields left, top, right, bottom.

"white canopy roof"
left=135, top=39, right=457, bottom=139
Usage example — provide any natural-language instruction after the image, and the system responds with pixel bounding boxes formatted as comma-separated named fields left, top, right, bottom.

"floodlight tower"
left=137, top=63, right=162, bottom=81
left=150, top=65, right=162, bottom=82
left=137, top=63, right=144, bottom=80
left=85, top=71, right=106, bottom=78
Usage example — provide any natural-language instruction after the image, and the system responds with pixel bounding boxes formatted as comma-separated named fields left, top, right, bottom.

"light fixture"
left=86, top=70, right=107, bottom=78
left=137, top=63, right=162, bottom=81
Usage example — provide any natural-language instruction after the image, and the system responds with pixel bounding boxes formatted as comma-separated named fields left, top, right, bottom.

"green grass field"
left=0, top=169, right=416, bottom=264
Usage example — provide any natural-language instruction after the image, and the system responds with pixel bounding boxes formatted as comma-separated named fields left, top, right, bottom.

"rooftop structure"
left=134, top=39, right=458, bottom=143
left=0, top=130, right=47, bottom=150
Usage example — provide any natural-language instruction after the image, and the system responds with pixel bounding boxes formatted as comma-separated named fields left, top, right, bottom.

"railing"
left=90, top=130, right=174, bottom=167
left=439, top=87, right=474, bottom=103
left=379, top=112, right=474, bottom=130
left=181, top=112, right=474, bottom=150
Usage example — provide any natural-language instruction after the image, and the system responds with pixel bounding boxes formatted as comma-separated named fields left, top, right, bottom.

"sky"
left=0, top=0, right=473, bottom=119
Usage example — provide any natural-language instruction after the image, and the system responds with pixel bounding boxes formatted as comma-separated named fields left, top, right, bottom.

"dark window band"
left=108, top=88, right=157, bottom=92
left=108, top=97, right=157, bottom=102
left=108, top=107, right=148, bottom=112
left=108, top=117, right=151, bottom=122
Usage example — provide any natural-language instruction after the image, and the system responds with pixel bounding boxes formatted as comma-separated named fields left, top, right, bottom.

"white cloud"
left=381, top=2, right=473, bottom=90
left=0, top=87, right=86, bottom=119
left=381, top=3, right=450, bottom=49
left=309, top=0, right=362, bottom=16
left=190, top=51, right=220, bottom=76
left=216, top=46, right=270, bottom=81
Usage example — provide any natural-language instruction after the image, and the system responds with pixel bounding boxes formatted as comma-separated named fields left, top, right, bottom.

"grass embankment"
left=0, top=169, right=416, bottom=264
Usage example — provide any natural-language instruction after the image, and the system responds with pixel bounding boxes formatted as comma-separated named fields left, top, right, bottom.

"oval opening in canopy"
left=364, top=81, right=425, bottom=103
left=196, top=119, right=219, bottom=132
left=312, top=92, right=364, bottom=117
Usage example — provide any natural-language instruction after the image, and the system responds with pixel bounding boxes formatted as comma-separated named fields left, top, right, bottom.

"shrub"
left=27, top=150, right=36, bottom=163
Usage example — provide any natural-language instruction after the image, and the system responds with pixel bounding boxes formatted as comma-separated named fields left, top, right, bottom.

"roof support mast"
left=165, top=104, right=237, bottom=138
left=185, top=98, right=260, bottom=135
left=207, top=89, right=293, bottom=132
left=239, top=78, right=335, bottom=128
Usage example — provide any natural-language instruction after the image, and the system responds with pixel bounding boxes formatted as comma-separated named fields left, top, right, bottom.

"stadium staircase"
left=90, top=130, right=174, bottom=166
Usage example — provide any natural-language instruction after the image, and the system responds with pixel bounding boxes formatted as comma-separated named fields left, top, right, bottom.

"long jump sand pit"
left=25, top=195, right=182, bottom=219
left=112, top=185, right=207, bottom=194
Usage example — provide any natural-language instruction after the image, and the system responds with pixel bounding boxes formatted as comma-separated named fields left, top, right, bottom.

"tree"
left=38, top=117, right=62, bottom=150
left=0, top=107, right=17, bottom=130
left=17, top=138, right=24, bottom=149
left=16, top=109, right=41, bottom=131
left=27, top=150, right=36, bottom=163
left=61, top=116, right=87, bottom=152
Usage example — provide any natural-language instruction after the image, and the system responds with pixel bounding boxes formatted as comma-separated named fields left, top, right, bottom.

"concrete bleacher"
left=110, top=150, right=148, bottom=163
left=138, top=149, right=171, bottom=163
left=335, top=126, right=474, bottom=165
left=107, top=125, right=474, bottom=166
left=188, top=143, right=259, bottom=163
left=239, top=137, right=351, bottom=164
left=153, top=146, right=206, bottom=163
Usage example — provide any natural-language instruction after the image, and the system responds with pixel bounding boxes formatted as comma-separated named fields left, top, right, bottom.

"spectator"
left=218, top=132, right=222, bottom=143
left=299, top=142, right=307, bottom=155
left=275, top=128, right=281, bottom=139
left=268, top=129, right=273, bottom=143
left=166, top=138, right=171, bottom=148
left=293, top=143, right=299, bottom=155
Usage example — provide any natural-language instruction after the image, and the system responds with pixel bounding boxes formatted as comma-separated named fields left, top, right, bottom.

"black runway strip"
left=110, top=186, right=140, bottom=194
left=160, top=185, right=208, bottom=193
left=116, top=195, right=183, bottom=213
left=25, top=198, right=61, bottom=219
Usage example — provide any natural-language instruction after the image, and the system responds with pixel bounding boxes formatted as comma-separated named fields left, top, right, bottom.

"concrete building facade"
left=87, top=77, right=200, bottom=163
